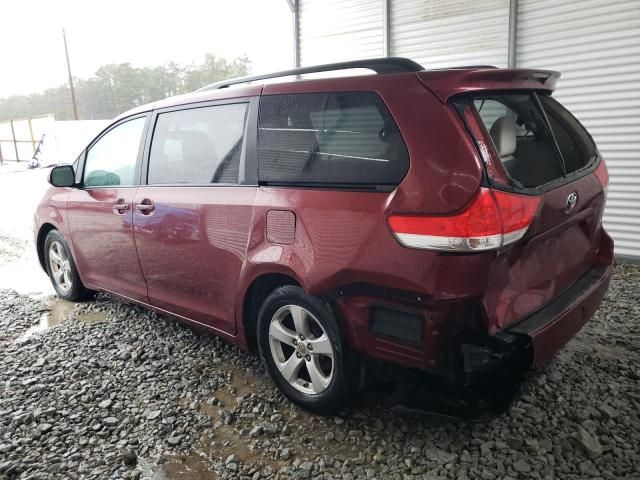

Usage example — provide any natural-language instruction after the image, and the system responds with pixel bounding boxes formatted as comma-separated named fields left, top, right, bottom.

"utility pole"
left=62, top=28, right=79, bottom=120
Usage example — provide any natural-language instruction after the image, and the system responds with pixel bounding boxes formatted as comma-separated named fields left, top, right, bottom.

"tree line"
left=0, top=53, right=251, bottom=122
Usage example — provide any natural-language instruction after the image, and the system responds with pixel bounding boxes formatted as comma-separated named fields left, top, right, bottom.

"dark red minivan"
left=35, top=58, right=613, bottom=413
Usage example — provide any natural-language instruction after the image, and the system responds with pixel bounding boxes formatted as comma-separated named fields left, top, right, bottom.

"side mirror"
left=49, top=165, right=76, bottom=187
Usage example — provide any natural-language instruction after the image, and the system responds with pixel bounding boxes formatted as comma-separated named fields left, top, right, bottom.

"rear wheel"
left=257, top=286, right=349, bottom=414
left=44, top=230, right=92, bottom=301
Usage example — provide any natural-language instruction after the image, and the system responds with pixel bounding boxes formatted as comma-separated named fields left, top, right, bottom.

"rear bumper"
left=330, top=231, right=614, bottom=378
left=332, top=261, right=612, bottom=374
left=507, top=262, right=612, bottom=367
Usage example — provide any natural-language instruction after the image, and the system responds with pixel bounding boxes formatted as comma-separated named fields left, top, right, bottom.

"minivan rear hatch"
left=451, top=87, right=609, bottom=332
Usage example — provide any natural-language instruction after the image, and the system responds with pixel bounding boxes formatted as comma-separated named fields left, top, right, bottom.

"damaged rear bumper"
left=460, top=261, right=613, bottom=383
left=507, top=262, right=612, bottom=367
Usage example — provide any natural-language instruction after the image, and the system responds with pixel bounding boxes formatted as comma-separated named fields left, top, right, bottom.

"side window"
left=84, top=117, right=146, bottom=187
left=147, top=103, right=248, bottom=185
left=258, top=92, right=409, bottom=187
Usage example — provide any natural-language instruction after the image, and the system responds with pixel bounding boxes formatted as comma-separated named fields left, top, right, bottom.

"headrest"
left=180, top=131, right=216, bottom=164
left=489, top=116, right=517, bottom=158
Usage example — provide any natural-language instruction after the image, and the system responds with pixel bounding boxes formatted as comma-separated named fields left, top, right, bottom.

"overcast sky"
left=0, top=0, right=294, bottom=98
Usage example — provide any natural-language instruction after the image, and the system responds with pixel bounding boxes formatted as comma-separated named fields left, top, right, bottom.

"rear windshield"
left=258, top=92, right=409, bottom=188
left=462, top=92, right=596, bottom=188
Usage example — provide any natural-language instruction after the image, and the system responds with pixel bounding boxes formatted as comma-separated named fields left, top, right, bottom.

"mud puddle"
left=202, top=366, right=271, bottom=409
left=161, top=341, right=520, bottom=478
left=15, top=298, right=109, bottom=342
left=226, top=366, right=269, bottom=398
left=158, top=454, right=217, bottom=479
left=158, top=366, right=282, bottom=477
left=76, top=310, right=110, bottom=324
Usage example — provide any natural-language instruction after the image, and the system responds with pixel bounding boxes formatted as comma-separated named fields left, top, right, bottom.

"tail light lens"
left=388, top=188, right=540, bottom=251
left=594, top=159, right=609, bottom=192
left=593, top=159, right=609, bottom=229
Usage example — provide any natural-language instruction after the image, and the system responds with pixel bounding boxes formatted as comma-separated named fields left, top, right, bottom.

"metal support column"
left=383, top=0, right=391, bottom=57
left=508, top=0, right=518, bottom=68
left=286, top=0, right=300, bottom=68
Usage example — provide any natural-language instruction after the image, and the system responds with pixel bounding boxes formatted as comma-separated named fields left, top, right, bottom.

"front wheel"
left=44, top=230, right=92, bottom=301
left=257, top=286, right=350, bottom=414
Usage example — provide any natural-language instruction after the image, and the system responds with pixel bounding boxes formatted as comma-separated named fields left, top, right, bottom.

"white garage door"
left=299, top=0, right=384, bottom=66
left=391, top=0, right=510, bottom=68
left=517, top=0, right=640, bottom=258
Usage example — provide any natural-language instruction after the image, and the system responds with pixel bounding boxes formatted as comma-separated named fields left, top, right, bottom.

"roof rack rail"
left=197, top=57, right=424, bottom=91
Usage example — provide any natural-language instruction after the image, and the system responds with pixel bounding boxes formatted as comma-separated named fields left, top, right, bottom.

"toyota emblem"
left=566, top=192, right=578, bottom=211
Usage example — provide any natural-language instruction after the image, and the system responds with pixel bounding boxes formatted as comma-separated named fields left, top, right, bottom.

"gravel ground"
left=0, top=262, right=639, bottom=480
left=1, top=167, right=639, bottom=479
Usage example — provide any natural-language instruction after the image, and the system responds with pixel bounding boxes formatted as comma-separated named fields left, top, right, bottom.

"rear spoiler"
left=416, top=68, right=561, bottom=103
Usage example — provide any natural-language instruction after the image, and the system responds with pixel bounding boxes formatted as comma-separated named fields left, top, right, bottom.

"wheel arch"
left=36, top=223, right=57, bottom=271
left=241, top=272, right=301, bottom=352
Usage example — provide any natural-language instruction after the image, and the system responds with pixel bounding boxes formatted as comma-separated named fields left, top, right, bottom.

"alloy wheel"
left=268, top=304, right=335, bottom=395
left=49, top=240, right=73, bottom=294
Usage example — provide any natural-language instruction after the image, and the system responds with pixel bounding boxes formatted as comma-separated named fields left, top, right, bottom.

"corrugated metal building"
left=294, top=0, right=640, bottom=258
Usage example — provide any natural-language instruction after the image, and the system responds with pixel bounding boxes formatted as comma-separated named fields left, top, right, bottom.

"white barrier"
left=0, top=117, right=109, bottom=165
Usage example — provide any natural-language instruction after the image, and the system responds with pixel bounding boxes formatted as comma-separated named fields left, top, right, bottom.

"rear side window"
left=148, top=103, right=248, bottom=185
left=468, top=93, right=596, bottom=188
left=258, top=92, right=409, bottom=187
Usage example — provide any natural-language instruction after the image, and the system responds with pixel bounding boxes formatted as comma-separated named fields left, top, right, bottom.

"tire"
left=257, top=285, right=350, bottom=415
left=43, top=230, right=92, bottom=301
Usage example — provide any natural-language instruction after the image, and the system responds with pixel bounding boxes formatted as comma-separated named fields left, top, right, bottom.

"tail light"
left=388, top=188, right=540, bottom=252
left=594, top=159, right=609, bottom=192
left=593, top=159, right=609, bottom=229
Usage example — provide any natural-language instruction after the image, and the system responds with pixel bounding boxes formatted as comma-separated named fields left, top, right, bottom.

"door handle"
left=136, top=199, right=155, bottom=214
left=112, top=200, right=129, bottom=214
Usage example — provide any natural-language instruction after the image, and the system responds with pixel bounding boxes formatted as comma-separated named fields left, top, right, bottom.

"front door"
left=67, top=115, right=149, bottom=302
left=133, top=102, right=254, bottom=334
